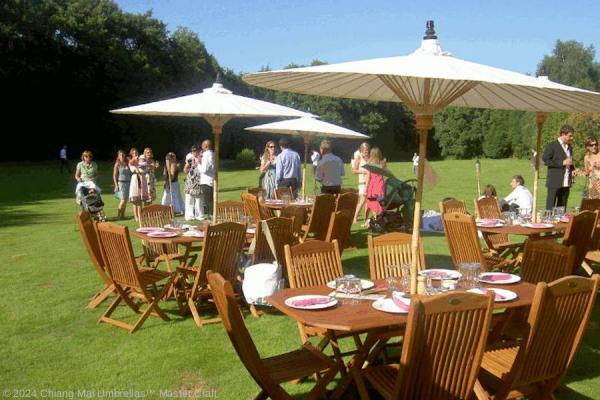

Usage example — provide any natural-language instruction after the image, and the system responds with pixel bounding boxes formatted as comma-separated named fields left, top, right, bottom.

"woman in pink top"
left=365, top=147, right=386, bottom=227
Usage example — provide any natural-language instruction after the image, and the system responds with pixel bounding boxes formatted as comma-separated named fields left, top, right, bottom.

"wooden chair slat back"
left=139, top=204, right=177, bottom=257
left=520, top=239, right=576, bottom=284
left=241, top=193, right=262, bottom=226
left=304, top=194, right=336, bottom=241
left=368, top=232, right=425, bottom=280
left=200, top=222, right=247, bottom=285
left=474, top=197, right=511, bottom=248
left=439, top=199, right=468, bottom=214
left=275, top=187, right=293, bottom=200
left=207, top=271, right=268, bottom=388
left=325, top=210, right=353, bottom=251
left=96, top=222, right=142, bottom=288
left=76, top=211, right=111, bottom=286
left=562, top=211, right=597, bottom=274
left=512, top=276, right=599, bottom=387
left=216, top=200, right=245, bottom=222
left=394, top=292, right=494, bottom=399
left=280, top=205, right=306, bottom=237
left=580, top=198, right=600, bottom=211
left=285, top=240, right=343, bottom=288
left=252, top=220, right=276, bottom=264
left=264, top=217, right=296, bottom=277
left=335, top=192, right=359, bottom=215
left=442, top=212, right=486, bottom=269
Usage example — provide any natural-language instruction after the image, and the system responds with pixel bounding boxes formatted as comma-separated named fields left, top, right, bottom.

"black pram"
left=369, top=177, right=417, bottom=233
left=77, top=185, right=106, bottom=222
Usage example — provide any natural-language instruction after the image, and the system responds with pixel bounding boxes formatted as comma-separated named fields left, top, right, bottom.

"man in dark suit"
left=542, top=125, right=575, bottom=209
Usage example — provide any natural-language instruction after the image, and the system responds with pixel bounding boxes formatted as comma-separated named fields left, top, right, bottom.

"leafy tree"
left=537, top=40, right=600, bottom=91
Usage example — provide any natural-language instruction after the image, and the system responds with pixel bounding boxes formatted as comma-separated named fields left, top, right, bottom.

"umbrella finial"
left=424, top=20, right=437, bottom=40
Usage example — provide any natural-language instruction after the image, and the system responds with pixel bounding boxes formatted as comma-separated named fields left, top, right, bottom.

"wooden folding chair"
left=583, top=214, right=600, bottom=274
left=562, top=210, right=597, bottom=275
left=325, top=210, right=353, bottom=254
left=302, top=194, right=335, bottom=241
left=207, top=271, right=339, bottom=400
left=96, top=222, right=175, bottom=334
left=176, top=222, right=246, bottom=327
left=368, top=232, right=425, bottom=280
left=139, top=204, right=196, bottom=270
left=439, top=198, right=468, bottom=214
left=362, top=291, right=494, bottom=400
left=474, top=197, right=522, bottom=258
left=580, top=198, right=600, bottom=211
left=334, top=192, right=359, bottom=249
left=247, top=187, right=264, bottom=197
left=476, top=275, right=600, bottom=400
left=339, top=187, right=358, bottom=195
left=442, top=212, right=514, bottom=271
left=216, top=200, right=245, bottom=222
left=520, top=239, right=575, bottom=284
left=275, top=187, right=293, bottom=200
left=281, top=205, right=307, bottom=238
left=241, top=192, right=272, bottom=226
left=76, top=211, right=114, bottom=309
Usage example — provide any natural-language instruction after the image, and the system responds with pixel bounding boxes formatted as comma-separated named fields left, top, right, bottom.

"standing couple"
left=184, top=140, right=214, bottom=220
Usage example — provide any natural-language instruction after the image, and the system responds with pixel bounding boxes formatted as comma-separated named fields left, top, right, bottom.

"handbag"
left=185, top=169, right=202, bottom=197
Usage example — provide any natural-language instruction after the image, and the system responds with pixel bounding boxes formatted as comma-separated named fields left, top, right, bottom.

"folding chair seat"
left=96, top=222, right=176, bottom=334
left=207, top=271, right=339, bottom=400
left=474, top=197, right=523, bottom=258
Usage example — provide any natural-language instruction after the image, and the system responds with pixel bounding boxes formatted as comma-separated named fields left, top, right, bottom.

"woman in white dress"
left=161, top=152, right=185, bottom=214
left=352, top=142, right=370, bottom=224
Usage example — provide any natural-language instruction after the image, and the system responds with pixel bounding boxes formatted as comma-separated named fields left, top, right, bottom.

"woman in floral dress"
left=584, top=136, right=600, bottom=199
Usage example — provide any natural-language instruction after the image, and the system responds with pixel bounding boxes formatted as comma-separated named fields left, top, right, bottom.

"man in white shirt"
left=59, top=145, right=71, bottom=173
left=315, top=139, right=344, bottom=194
left=199, top=139, right=214, bottom=218
left=501, top=175, right=533, bottom=212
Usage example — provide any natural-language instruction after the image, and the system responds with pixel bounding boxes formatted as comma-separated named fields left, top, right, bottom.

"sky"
left=115, top=0, right=599, bottom=76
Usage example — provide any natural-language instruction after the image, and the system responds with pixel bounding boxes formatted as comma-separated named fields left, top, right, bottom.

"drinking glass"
left=458, top=263, right=471, bottom=289
left=501, top=211, right=514, bottom=225
left=469, top=263, right=481, bottom=288
left=345, top=277, right=362, bottom=304
left=552, top=206, right=565, bottom=222
left=306, top=195, right=314, bottom=204
left=281, top=193, right=291, bottom=204
left=400, top=264, right=412, bottom=292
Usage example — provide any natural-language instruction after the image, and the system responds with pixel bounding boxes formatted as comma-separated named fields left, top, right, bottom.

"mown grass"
left=0, top=159, right=597, bottom=399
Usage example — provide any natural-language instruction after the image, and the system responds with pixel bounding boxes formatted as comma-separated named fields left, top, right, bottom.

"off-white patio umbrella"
left=111, top=76, right=310, bottom=222
left=244, top=21, right=600, bottom=293
left=245, top=116, right=369, bottom=197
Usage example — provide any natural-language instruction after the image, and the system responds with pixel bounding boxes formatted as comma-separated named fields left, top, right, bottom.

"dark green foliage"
left=235, top=148, right=257, bottom=169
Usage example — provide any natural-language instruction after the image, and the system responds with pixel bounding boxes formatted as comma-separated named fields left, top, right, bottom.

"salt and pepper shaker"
left=417, top=276, right=426, bottom=295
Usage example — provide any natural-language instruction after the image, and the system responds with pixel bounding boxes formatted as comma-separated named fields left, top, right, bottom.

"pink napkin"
left=291, top=297, right=331, bottom=307
left=392, top=298, right=410, bottom=311
left=529, top=223, right=549, bottom=228
left=428, top=270, right=449, bottom=278
left=479, top=288, right=506, bottom=300
left=480, top=273, right=512, bottom=282
left=480, top=222, right=498, bottom=228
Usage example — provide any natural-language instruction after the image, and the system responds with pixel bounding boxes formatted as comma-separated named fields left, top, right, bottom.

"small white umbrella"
left=245, top=116, right=369, bottom=196
left=111, top=76, right=310, bottom=222
left=244, top=21, right=600, bottom=293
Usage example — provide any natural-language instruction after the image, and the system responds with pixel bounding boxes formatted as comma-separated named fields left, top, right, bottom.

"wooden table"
left=131, top=229, right=206, bottom=269
left=263, top=200, right=313, bottom=211
left=477, top=221, right=567, bottom=237
left=269, top=280, right=536, bottom=398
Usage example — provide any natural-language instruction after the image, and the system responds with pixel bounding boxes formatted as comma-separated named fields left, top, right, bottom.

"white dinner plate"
left=419, top=269, right=462, bottom=280
left=479, top=272, right=521, bottom=284
left=372, top=298, right=410, bottom=314
left=522, top=222, right=554, bottom=229
left=136, top=227, right=162, bottom=233
left=476, top=221, right=505, bottom=228
left=246, top=227, right=256, bottom=234
left=476, top=218, right=504, bottom=225
left=284, top=295, right=338, bottom=310
left=467, top=288, right=518, bottom=302
left=182, top=230, right=204, bottom=237
left=147, top=231, right=179, bottom=238
left=326, top=279, right=375, bottom=290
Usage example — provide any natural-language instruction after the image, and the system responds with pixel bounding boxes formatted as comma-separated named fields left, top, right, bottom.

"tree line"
left=1, top=0, right=598, bottom=163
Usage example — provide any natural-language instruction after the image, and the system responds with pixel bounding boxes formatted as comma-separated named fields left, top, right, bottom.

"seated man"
left=500, top=175, right=533, bottom=213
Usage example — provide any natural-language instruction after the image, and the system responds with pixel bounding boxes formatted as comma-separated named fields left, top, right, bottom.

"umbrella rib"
left=527, top=86, right=599, bottom=111
left=463, top=86, right=496, bottom=109
left=379, top=75, right=417, bottom=107
left=436, top=81, right=481, bottom=110
left=482, top=84, right=540, bottom=110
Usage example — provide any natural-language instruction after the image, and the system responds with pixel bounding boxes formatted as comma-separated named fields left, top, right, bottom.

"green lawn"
left=0, top=159, right=597, bottom=399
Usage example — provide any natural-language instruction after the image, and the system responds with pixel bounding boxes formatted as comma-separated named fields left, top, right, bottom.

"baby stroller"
left=76, top=184, right=106, bottom=222
left=369, top=177, right=417, bottom=233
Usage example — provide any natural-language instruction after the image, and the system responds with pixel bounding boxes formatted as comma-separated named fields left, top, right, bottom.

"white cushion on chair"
left=242, top=262, right=281, bottom=305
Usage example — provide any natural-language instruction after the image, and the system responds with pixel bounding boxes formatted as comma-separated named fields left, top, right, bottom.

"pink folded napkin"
left=479, top=288, right=506, bottom=300
left=480, top=273, right=512, bottom=282
left=392, top=298, right=410, bottom=311
left=480, top=222, right=498, bottom=227
left=529, top=223, right=550, bottom=228
left=291, top=297, right=332, bottom=307
left=427, top=270, right=449, bottom=277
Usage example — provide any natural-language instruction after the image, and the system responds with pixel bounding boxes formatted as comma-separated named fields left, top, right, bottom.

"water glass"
left=458, top=262, right=481, bottom=289
left=281, top=194, right=291, bottom=204
left=552, top=206, right=565, bottom=222
left=400, top=263, right=412, bottom=292
left=306, top=195, right=314, bottom=204
left=501, top=211, right=514, bottom=225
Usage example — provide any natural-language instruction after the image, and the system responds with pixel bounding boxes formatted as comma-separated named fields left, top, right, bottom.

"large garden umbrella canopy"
left=245, top=116, right=368, bottom=196
left=111, top=76, right=310, bottom=222
left=243, top=21, right=600, bottom=293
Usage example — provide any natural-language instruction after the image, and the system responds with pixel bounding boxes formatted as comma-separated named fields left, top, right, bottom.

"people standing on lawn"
left=184, top=145, right=202, bottom=220
left=583, top=136, right=600, bottom=199
left=112, top=149, right=132, bottom=220
left=128, top=147, right=149, bottom=222
left=352, top=142, right=370, bottom=224
left=315, top=139, right=344, bottom=195
left=260, top=140, right=278, bottom=199
left=412, top=152, right=419, bottom=175
left=500, top=175, right=533, bottom=213
left=59, top=145, right=71, bottom=173
left=311, top=147, right=320, bottom=176
left=140, top=147, right=159, bottom=204
left=74, top=150, right=100, bottom=203
left=161, top=152, right=185, bottom=214
left=198, top=139, right=215, bottom=219
left=365, top=147, right=387, bottom=227
left=276, top=137, right=301, bottom=198
left=543, top=124, right=575, bottom=209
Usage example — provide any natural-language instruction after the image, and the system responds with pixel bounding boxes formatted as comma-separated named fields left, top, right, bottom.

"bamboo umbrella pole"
left=205, top=116, right=231, bottom=224
left=532, top=113, right=547, bottom=220
left=302, top=135, right=310, bottom=199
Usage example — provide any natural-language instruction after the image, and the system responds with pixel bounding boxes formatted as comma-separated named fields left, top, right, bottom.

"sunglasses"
left=268, top=145, right=275, bottom=148
left=589, top=144, right=598, bottom=147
